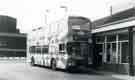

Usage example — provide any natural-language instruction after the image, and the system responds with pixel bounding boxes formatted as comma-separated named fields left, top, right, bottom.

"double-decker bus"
left=27, top=16, right=92, bottom=70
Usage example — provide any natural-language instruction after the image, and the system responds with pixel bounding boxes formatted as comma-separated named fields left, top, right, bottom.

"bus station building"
left=91, top=3, right=135, bottom=75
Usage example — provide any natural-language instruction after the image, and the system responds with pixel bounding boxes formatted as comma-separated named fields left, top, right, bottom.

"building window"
left=0, top=41, right=7, bottom=47
left=107, top=35, right=116, bottom=42
left=121, top=42, right=128, bottom=63
left=106, top=43, right=111, bottom=62
left=119, top=33, right=128, bottom=41
left=96, top=36, right=105, bottom=43
left=3, top=42, right=7, bottom=46
left=112, top=43, right=117, bottom=63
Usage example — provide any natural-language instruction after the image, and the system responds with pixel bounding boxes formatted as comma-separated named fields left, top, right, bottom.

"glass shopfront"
left=96, top=33, right=129, bottom=64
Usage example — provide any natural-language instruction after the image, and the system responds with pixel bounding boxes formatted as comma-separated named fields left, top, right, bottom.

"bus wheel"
left=51, top=59, right=57, bottom=70
left=31, top=57, right=35, bottom=66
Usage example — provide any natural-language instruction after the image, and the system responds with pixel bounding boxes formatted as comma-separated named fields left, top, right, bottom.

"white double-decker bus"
left=27, top=16, right=92, bottom=70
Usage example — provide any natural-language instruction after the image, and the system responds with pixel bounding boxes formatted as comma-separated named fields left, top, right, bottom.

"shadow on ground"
left=31, top=65, right=126, bottom=80
left=34, top=64, right=116, bottom=75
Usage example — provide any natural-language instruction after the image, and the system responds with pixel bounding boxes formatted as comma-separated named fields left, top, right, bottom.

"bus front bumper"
left=67, top=59, right=87, bottom=68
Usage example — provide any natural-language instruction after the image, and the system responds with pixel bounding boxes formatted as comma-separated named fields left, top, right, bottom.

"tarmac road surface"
left=0, top=62, right=132, bottom=80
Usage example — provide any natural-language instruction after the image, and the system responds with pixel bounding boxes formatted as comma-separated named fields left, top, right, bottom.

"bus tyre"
left=31, top=57, right=35, bottom=66
left=51, top=59, right=57, bottom=70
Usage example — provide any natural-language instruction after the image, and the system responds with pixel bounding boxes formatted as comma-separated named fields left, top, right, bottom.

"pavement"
left=0, top=57, right=26, bottom=63
left=80, top=67, right=135, bottom=80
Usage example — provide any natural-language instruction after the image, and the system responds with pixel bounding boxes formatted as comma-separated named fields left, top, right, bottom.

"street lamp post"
left=60, top=5, right=68, bottom=19
left=45, top=9, right=50, bottom=25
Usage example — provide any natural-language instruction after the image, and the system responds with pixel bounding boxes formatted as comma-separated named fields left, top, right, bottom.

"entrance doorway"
left=96, top=44, right=103, bottom=66
left=120, top=42, right=128, bottom=63
left=106, top=42, right=117, bottom=63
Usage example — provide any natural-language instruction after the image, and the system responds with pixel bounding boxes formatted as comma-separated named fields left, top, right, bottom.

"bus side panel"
left=56, top=53, right=68, bottom=69
left=43, top=54, right=51, bottom=67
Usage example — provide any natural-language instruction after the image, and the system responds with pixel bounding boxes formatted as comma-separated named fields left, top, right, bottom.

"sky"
left=0, top=0, right=131, bottom=33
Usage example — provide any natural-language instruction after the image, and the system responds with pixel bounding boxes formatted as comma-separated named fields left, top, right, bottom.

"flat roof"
left=92, top=8, right=135, bottom=29
left=0, top=32, right=26, bottom=37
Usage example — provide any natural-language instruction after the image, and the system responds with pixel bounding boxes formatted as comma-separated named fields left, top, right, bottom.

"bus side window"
left=36, top=47, right=41, bottom=54
left=33, top=47, right=36, bottom=54
left=42, top=47, right=48, bottom=54
left=59, top=44, right=65, bottom=51
left=59, top=44, right=65, bottom=54
left=29, top=46, right=35, bottom=54
left=29, top=47, right=32, bottom=53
